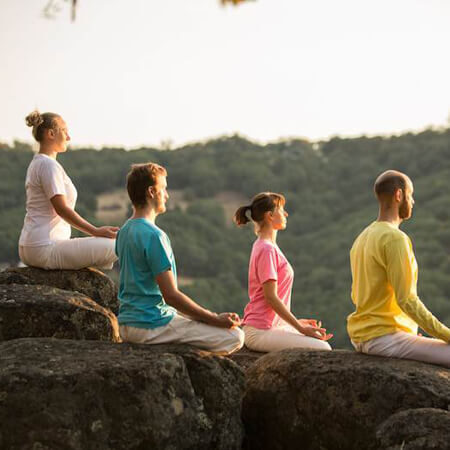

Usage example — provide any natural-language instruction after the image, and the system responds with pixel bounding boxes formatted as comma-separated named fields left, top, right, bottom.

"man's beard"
left=399, top=198, right=412, bottom=219
left=156, top=197, right=166, bottom=214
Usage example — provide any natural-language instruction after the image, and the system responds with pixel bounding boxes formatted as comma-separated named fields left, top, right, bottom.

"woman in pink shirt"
left=234, top=192, right=332, bottom=352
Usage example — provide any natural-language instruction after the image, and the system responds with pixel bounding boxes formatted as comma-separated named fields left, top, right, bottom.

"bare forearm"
left=165, top=290, right=218, bottom=325
left=265, top=294, right=302, bottom=333
left=55, top=205, right=96, bottom=235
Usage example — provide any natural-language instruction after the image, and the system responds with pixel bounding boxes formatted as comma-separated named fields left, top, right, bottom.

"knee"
left=224, top=327, right=245, bottom=355
left=235, top=327, right=245, bottom=348
left=317, top=340, right=332, bottom=351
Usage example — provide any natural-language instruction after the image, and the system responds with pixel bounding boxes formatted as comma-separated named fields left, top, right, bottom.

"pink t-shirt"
left=242, top=238, right=294, bottom=329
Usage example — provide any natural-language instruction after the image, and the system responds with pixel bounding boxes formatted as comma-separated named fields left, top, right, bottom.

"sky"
left=0, top=0, right=449, bottom=148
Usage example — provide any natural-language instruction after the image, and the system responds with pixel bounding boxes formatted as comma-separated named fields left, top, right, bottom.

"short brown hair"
left=234, top=192, right=286, bottom=226
left=126, top=162, right=167, bottom=207
left=374, top=170, right=408, bottom=199
left=25, top=110, right=61, bottom=142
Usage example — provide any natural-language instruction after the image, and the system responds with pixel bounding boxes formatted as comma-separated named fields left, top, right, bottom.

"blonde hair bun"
left=25, top=110, right=43, bottom=128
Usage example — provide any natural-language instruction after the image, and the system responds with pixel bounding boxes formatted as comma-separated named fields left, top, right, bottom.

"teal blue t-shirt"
left=115, top=218, right=176, bottom=329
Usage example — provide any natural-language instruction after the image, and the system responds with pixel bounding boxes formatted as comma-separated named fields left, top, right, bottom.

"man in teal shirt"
left=116, top=162, right=243, bottom=355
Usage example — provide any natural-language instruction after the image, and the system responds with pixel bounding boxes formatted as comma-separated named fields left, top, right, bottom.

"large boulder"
left=0, top=267, right=119, bottom=312
left=376, top=408, right=450, bottom=450
left=0, top=338, right=245, bottom=450
left=0, top=284, right=120, bottom=342
left=230, top=347, right=266, bottom=371
left=242, top=349, right=450, bottom=450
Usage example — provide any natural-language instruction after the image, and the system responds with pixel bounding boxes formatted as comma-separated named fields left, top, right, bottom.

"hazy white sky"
left=0, top=0, right=449, bottom=148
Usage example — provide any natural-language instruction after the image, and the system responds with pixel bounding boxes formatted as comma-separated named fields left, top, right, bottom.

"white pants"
left=352, top=331, right=450, bottom=368
left=243, top=324, right=332, bottom=353
left=120, top=314, right=245, bottom=355
left=19, top=237, right=117, bottom=271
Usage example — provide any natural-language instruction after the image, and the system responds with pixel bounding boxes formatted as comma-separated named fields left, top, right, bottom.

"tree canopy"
left=1, top=128, right=450, bottom=348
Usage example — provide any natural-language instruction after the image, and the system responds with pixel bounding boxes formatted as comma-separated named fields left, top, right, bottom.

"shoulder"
left=383, top=226, right=409, bottom=245
left=129, top=220, right=169, bottom=243
left=34, top=155, right=63, bottom=174
left=253, top=239, right=278, bottom=258
left=366, top=222, right=409, bottom=243
left=377, top=227, right=412, bottom=256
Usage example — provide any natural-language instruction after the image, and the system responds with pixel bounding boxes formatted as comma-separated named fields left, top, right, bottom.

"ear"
left=264, top=210, right=274, bottom=222
left=147, top=186, right=154, bottom=199
left=393, top=188, right=403, bottom=203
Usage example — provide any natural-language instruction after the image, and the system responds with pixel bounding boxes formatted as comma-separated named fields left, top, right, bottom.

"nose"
left=67, top=134, right=71, bottom=141
left=284, top=211, right=288, bottom=217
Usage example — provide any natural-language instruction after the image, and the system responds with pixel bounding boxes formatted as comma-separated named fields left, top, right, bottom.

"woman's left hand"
left=93, top=226, right=120, bottom=239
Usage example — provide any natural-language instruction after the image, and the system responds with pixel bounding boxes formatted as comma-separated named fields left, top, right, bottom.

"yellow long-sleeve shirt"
left=348, top=221, right=450, bottom=343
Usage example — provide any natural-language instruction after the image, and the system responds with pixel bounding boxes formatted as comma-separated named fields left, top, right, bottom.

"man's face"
left=399, top=179, right=414, bottom=220
left=151, top=175, right=169, bottom=214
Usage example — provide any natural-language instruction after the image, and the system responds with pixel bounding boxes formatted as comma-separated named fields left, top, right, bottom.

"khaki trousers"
left=352, top=331, right=450, bottom=368
left=243, top=324, right=332, bottom=352
left=120, top=314, right=245, bottom=355
left=19, top=237, right=117, bottom=270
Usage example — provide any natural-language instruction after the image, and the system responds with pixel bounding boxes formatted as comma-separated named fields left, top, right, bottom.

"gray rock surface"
left=230, top=347, right=266, bottom=371
left=0, top=266, right=119, bottom=312
left=0, top=284, right=120, bottom=342
left=376, top=408, right=450, bottom=450
left=242, top=349, right=450, bottom=450
left=0, top=338, right=245, bottom=450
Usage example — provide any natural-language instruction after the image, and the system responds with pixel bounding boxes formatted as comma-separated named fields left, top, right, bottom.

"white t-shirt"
left=19, top=153, right=77, bottom=246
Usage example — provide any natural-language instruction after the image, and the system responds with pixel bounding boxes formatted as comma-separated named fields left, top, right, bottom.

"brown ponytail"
left=234, top=205, right=252, bottom=225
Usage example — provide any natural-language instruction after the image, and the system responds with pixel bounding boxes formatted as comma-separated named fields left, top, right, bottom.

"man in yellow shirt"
left=348, top=170, right=450, bottom=367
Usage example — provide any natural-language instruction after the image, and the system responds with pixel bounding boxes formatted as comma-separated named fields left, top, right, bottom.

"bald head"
left=374, top=170, right=412, bottom=201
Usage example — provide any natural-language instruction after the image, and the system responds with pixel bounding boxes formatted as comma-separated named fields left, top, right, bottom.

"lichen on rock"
left=0, top=267, right=119, bottom=312
left=0, top=339, right=245, bottom=450
left=242, top=348, right=450, bottom=450
left=0, top=283, right=119, bottom=342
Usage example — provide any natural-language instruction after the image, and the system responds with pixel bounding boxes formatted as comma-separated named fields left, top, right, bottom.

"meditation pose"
left=234, top=192, right=332, bottom=352
left=19, top=111, right=118, bottom=270
left=116, top=162, right=244, bottom=354
left=348, top=170, right=450, bottom=367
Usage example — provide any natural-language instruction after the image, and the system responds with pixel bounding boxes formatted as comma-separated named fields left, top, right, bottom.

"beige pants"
left=243, top=324, right=332, bottom=352
left=352, top=331, right=450, bottom=368
left=19, top=237, right=117, bottom=270
left=120, top=314, right=245, bottom=355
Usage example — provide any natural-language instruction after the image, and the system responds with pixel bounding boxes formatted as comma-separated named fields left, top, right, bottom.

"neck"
left=132, top=204, right=158, bottom=223
left=38, top=143, right=60, bottom=159
left=258, top=226, right=277, bottom=243
left=377, top=206, right=402, bottom=227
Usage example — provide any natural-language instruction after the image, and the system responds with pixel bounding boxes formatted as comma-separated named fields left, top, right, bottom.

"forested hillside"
left=1, top=129, right=450, bottom=348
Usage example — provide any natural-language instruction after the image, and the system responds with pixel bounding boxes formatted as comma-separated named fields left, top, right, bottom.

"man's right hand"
left=211, top=312, right=241, bottom=329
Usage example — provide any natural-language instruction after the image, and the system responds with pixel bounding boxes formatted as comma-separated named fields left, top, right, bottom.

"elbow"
left=54, top=204, right=71, bottom=219
left=163, top=289, right=180, bottom=307
left=264, top=295, right=278, bottom=309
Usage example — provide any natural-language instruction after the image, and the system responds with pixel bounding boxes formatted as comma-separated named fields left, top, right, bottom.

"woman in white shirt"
left=19, top=110, right=119, bottom=270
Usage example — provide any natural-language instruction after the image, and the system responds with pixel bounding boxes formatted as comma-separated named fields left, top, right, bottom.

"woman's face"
left=49, top=117, right=71, bottom=152
left=270, top=204, right=288, bottom=230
